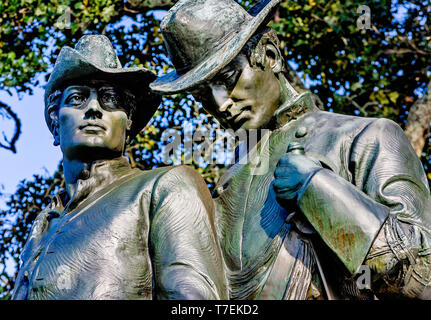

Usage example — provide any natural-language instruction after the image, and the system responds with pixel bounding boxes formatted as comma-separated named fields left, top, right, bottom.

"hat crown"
left=161, top=0, right=252, bottom=73
left=72, top=35, right=122, bottom=69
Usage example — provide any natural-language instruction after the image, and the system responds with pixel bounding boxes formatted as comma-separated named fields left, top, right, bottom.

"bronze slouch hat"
left=44, top=35, right=162, bottom=139
left=150, top=0, right=281, bottom=94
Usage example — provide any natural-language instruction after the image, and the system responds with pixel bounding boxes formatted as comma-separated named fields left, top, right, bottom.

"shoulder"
left=354, top=117, right=405, bottom=140
left=348, top=117, right=428, bottom=190
left=299, top=111, right=409, bottom=148
left=303, top=110, right=376, bottom=135
left=308, top=111, right=403, bottom=133
left=132, top=165, right=203, bottom=185
left=149, top=165, right=213, bottom=214
left=117, top=165, right=211, bottom=212
left=151, top=165, right=206, bottom=190
left=346, top=116, right=413, bottom=157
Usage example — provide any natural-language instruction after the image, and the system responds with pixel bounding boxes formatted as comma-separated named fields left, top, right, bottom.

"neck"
left=269, top=73, right=319, bottom=129
left=63, top=158, right=93, bottom=197
left=60, top=155, right=132, bottom=212
left=63, top=154, right=124, bottom=197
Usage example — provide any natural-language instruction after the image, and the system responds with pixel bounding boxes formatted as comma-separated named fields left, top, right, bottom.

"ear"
left=124, top=117, right=133, bottom=145
left=263, top=43, right=283, bottom=74
left=48, top=108, right=60, bottom=146
left=52, top=125, right=60, bottom=146
left=126, top=118, right=132, bottom=131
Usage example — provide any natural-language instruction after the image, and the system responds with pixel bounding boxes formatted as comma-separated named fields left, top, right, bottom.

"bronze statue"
left=151, top=0, right=431, bottom=299
left=12, top=35, right=228, bottom=300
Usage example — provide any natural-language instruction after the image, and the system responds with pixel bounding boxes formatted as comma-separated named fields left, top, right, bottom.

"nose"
left=210, top=85, right=233, bottom=113
left=84, top=92, right=103, bottom=119
left=219, top=98, right=234, bottom=113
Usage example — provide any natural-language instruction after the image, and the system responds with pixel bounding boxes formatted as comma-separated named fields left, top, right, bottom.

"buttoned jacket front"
left=13, top=158, right=228, bottom=300
left=214, top=109, right=431, bottom=299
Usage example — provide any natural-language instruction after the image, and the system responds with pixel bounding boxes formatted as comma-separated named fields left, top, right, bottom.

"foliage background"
left=0, top=0, right=430, bottom=298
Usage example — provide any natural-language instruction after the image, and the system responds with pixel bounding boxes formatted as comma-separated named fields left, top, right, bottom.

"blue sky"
left=0, top=78, right=62, bottom=210
left=0, top=11, right=170, bottom=211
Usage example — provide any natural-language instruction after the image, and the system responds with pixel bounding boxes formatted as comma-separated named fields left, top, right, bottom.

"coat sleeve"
left=149, top=165, right=228, bottom=300
left=351, top=118, right=431, bottom=299
left=298, top=118, right=431, bottom=299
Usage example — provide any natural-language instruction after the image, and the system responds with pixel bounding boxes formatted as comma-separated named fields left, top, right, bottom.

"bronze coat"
left=214, top=109, right=431, bottom=299
left=13, top=158, right=228, bottom=300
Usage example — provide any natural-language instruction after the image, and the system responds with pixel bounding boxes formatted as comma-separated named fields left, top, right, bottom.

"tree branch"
left=0, top=100, right=21, bottom=154
left=125, top=0, right=178, bottom=11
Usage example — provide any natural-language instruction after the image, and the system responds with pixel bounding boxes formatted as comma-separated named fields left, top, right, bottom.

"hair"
left=241, top=27, right=287, bottom=73
left=241, top=27, right=313, bottom=104
left=46, top=84, right=138, bottom=141
left=46, top=89, right=63, bottom=136
left=191, top=27, right=288, bottom=101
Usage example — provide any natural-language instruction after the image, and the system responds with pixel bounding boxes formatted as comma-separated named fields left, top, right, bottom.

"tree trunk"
left=404, top=80, right=431, bottom=158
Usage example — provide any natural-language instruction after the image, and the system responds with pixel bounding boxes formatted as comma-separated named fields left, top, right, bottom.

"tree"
left=0, top=0, right=430, bottom=299
left=0, top=0, right=176, bottom=153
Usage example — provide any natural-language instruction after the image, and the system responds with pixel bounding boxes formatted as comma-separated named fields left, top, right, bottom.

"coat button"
left=295, top=126, right=308, bottom=138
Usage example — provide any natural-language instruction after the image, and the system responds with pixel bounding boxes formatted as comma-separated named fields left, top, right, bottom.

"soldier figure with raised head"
left=12, top=35, right=228, bottom=300
left=151, top=0, right=431, bottom=299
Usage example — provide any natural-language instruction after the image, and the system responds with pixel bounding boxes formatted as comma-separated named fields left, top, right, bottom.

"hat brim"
left=150, top=0, right=280, bottom=94
left=45, top=47, right=161, bottom=138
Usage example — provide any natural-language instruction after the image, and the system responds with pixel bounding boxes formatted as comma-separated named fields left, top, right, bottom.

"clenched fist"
left=273, top=152, right=322, bottom=202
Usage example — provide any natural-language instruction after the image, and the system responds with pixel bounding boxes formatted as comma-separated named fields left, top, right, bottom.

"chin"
left=239, top=119, right=261, bottom=131
left=77, top=136, right=107, bottom=147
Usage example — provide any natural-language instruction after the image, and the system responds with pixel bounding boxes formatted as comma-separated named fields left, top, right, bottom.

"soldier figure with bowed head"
left=151, top=0, right=431, bottom=299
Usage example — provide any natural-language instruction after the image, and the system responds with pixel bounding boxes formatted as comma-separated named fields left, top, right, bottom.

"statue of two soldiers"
left=13, top=0, right=431, bottom=300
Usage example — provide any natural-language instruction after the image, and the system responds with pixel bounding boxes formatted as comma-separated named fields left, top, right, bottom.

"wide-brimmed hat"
left=44, top=35, right=161, bottom=138
left=150, top=0, right=281, bottom=94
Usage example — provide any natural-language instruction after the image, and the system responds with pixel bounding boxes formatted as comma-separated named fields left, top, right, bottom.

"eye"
left=100, top=91, right=121, bottom=107
left=214, top=69, right=239, bottom=89
left=66, top=93, right=86, bottom=106
left=222, top=69, right=237, bottom=79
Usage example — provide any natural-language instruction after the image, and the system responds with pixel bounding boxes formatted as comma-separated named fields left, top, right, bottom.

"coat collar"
left=64, top=156, right=133, bottom=212
left=274, top=76, right=320, bottom=128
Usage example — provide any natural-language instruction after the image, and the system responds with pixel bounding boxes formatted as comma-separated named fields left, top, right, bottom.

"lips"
left=79, top=122, right=106, bottom=131
left=227, top=105, right=252, bottom=123
left=227, top=112, right=242, bottom=123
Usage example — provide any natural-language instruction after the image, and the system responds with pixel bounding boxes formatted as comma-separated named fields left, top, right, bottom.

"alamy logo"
left=356, top=5, right=371, bottom=30
left=161, top=125, right=270, bottom=175
left=356, top=265, right=371, bottom=290
left=55, top=6, right=72, bottom=30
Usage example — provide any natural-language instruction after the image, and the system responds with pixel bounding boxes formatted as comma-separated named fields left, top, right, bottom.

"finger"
left=274, top=166, right=294, bottom=179
left=275, top=191, right=296, bottom=201
left=273, top=182, right=300, bottom=201
left=273, top=178, right=301, bottom=193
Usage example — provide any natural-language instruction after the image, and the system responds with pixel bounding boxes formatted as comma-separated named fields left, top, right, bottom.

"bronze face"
left=57, top=81, right=131, bottom=161
left=192, top=52, right=281, bottom=131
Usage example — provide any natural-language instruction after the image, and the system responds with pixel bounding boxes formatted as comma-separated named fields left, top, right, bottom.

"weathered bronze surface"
left=12, top=35, right=228, bottom=300
left=151, top=0, right=431, bottom=299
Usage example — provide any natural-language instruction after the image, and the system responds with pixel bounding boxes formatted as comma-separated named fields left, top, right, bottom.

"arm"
left=149, top=165, right=228, bottom=300
left=347, top=118, right=431, bottom=299
left=275, top=118, right=431, bottom=298
left=12, top=194, right=64, bottom=300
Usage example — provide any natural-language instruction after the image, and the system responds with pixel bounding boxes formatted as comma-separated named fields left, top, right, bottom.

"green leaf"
left=389, top=91, right=399, bottom=103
